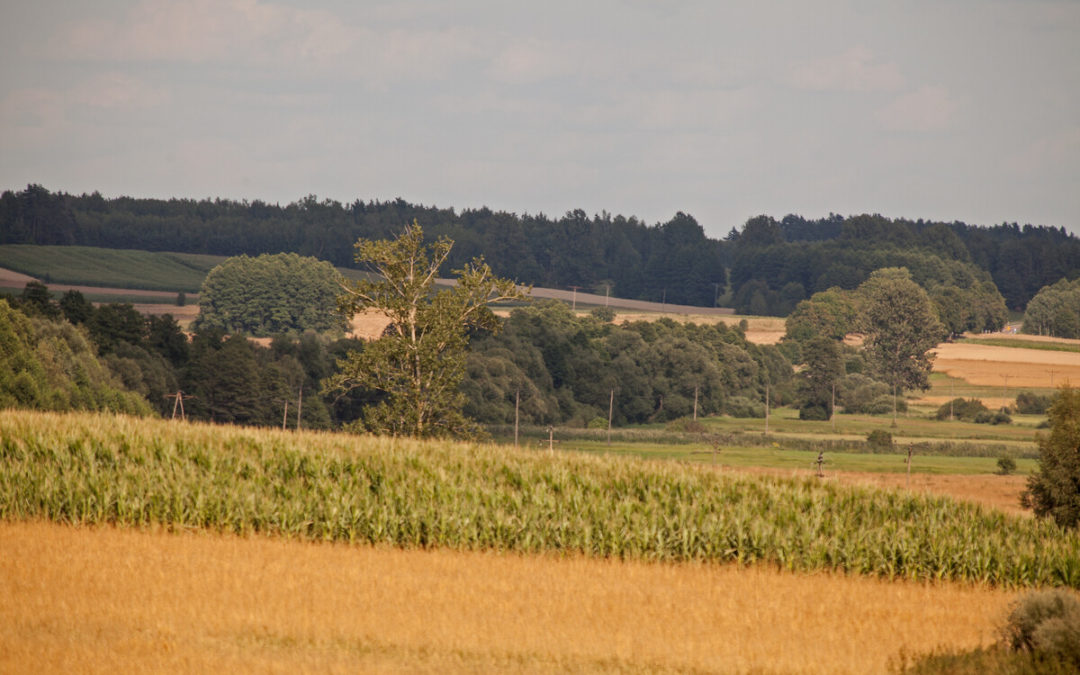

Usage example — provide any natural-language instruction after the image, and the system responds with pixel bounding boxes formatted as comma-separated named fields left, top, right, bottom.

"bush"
left=935, top=397, right=988, bottom=421
left=589, top=306, right=616, bottom=322
left=997, top=456, right=1017, bottom=475
left=725, top=396, right=764, bottom=419
left=1002, top=590, right=1080, bottom=666
left=587, top=416, right=608, bottom=430
left=665, top=417, right=706, bottom=434
left=798, top=402, right=829, bottom=420
left=974, top=410, right=1011, bottom=425
left=1016, top=391, right=1054, bottom=415
left=867, top=429, right=893, bottom=450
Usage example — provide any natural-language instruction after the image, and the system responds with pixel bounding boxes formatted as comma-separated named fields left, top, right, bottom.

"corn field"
left=1, top=409, right=1077, bottom=588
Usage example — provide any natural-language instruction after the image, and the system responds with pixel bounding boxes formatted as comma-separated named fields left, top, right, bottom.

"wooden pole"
left=514, top=389, right=520, bottom=449
left=296, top=385, right=303, bottom=431
left=831, top=381, right=836, bottom=432
left=607, top=389, right=614, bottom=446
left=282, top=400, right=289, bottom=430
left=764, top=382, right=770, bottom=436
left=548, top=426, right=554, bottom=454
left=693, top=386, right=699, bottom=421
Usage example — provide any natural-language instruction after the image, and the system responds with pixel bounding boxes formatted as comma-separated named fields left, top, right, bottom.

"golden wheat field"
left=0, top=520, right=1018, bottom=675
left=932, top=341, right=1080, bottom=389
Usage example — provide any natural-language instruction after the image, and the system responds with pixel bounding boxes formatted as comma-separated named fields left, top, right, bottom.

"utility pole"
left=1001, top=374, right=1010, bottom=402
left=1047, top=369, right=1057, bottom=387
left=166, top=390, right=193, bottom=420
left=514, top=389, right=520, bottom=449
left=607, top=389, right=614, bottom=446
left=693, top=386, right=699, bottom=421
left=282, top=400, right=289, bottom=430
left=296, top=385, right=303, bottom=431
left=568, top=286, right=581, bottom=311
left=764, top=382, right=770, bottom=435
left=831, top=381, right=836, bottom=432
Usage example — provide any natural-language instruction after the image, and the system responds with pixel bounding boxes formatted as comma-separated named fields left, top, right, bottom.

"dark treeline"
left=730, top=214, right=1080, bottom=312
left=0, top=185, right=724, bottom=307
left=3, top=184, right=1078, bottom=311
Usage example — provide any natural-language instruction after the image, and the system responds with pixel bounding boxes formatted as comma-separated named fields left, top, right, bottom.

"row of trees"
left=4, top=185, right=1078, bottom=310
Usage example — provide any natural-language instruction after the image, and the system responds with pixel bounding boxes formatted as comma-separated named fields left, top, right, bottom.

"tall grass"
left=2, top=410, right=1077, bottom=588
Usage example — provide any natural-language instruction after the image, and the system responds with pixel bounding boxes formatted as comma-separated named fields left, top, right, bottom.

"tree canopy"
left=326, top=222, right=527, bottom=438
left=195, top=253, right=344, bottom=336
left=1023, top=386, right=1080, bottom=528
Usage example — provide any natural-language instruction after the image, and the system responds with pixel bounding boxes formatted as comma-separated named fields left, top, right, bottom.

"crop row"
left=1, top=409, right=1077, bottom=588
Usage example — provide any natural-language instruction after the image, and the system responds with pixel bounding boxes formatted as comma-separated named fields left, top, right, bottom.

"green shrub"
left=1016, top=391, right=1054, bottom=415
left=998, top=456, right=1018, bottom=475
left=935, top=398, right=988, bottom=421
left=587, top=416, right=609, bottom=430
left=589, top=306, right=616, bottom=322
left=664, top=417, right=706, bottom=433
left=867, top=429, right=893, bottom=450
left=725, top=396, right=764, bottom=418
left=1002, top=589, right=1080, bottom=666
left=975, top=410, right=1012, bottom=425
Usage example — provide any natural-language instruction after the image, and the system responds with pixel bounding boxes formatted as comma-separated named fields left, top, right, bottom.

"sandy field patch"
left=0, top=521, right=1015, bottom=674
left=932, top=342, right=1080, bottom=388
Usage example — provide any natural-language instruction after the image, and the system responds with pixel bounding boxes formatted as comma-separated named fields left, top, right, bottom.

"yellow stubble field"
left=0, top=520, right=1016, bottom=675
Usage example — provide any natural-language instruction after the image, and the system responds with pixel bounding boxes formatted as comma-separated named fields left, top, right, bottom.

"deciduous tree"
left=1022, top=386, right=1080, bottom=528
left=326, top=222, right=527, bottom=438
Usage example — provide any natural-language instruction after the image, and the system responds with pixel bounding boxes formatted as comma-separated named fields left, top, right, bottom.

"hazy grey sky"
left=2, top=0, right=1078, bottom=237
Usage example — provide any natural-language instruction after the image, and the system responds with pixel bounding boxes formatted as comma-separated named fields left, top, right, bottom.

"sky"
left=1, top=0, right=1078, bottom=239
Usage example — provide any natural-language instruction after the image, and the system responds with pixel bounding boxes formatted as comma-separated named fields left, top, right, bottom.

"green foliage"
left=1023, top=386, right=1080, bottom=528
left=465, top=301, right=792, bottom=427
left=974, top=410, right=1012, bottom=425
left=1023, top=278, right=1080, bottom=338
left=196, top=253, right=344, bottom=336
left=867, top=429, right=893, bottom=450
left=4, top=409, right=1080, bottom=588
left=589, top=306, right=616, bottom=322
left=0, top=300, right=152, bottom=415
left=784, top=287, right=859, bottom=344
left=935, top=397, right=989, bottom=421
left=1012, top=392, right=1051, bottom=416
left=327, top=222, right=526, bottom=438
left=1003, top=590, right=1080, bottom=666
left=998, top=456, right=1018, bottom=475
left=859, top=268, right=944, bottom=399
left=796, top=336, right=843, bottom=420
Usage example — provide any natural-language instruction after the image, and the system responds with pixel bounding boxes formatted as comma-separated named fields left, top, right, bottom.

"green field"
left=2, top=409, right=1076, bottom=588
left=0, top=245, right=225, bottom=293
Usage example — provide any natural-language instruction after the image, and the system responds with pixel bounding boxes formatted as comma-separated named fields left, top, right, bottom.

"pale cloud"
left=1013, top=126, right=1080, bottom=174
left=486, top=38, right=578, bottom=85
left=876, top=85, right=959, bottom=132
left=788, top=46, right=905, bottom=93
left=55, top=0, right=354, bottom=66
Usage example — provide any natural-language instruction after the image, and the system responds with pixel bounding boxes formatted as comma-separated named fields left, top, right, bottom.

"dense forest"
left=3, top=184, right=1078, bottom=311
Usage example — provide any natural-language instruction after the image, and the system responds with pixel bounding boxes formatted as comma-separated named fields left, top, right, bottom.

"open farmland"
left=2, top=410, right=1077, bottom=588
left=0, top=519, right=1017, bottom=675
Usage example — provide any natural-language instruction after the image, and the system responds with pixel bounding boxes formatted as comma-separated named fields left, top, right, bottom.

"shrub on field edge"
left=997, top=456, right=1017, bottom=475
left=867, top=429, right=893, bottom=450
left=1016, top=391, right=1054, bottom=415
left=934, top=397, right=988, bottom=421
left=893, top=589, right=1080, bottom=674
left=665, top=417, right=706, bottom=433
